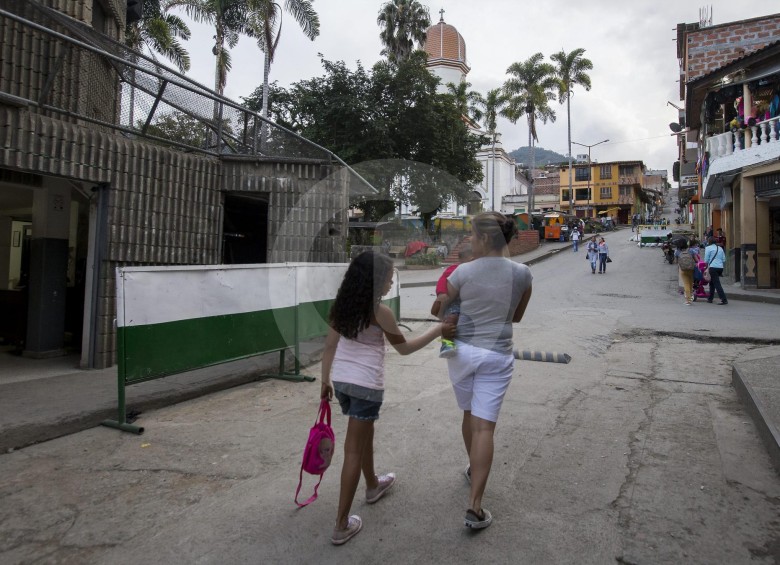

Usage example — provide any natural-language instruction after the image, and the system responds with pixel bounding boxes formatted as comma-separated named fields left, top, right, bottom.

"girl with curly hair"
left=321, top=250, right=453, bottom=545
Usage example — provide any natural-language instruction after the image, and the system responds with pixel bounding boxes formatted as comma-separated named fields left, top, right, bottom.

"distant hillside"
left=509, top=146, right=569, bottom=167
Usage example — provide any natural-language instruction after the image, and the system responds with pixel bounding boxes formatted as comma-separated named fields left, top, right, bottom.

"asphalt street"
left=2, top=225, right=780, bottom=564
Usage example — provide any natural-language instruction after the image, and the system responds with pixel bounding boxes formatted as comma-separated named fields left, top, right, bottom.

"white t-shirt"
left=447, top=257, right=533, bottom=354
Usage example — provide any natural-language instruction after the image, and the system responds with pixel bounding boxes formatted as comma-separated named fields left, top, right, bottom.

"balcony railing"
left=706, top=116, right=780, bottom=162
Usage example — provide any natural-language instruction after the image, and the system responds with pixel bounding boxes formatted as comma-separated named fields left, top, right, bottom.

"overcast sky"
left=172, top=1, right=776, bottom=173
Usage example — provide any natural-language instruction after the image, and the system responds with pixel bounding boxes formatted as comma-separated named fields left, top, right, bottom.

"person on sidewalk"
left=438, top=212, right=533, bottom=531
left=586, top=236, right=598, bottom=274
left=597, top=237, right=609, bottom=274
left=677, top=240, right=697, bottom=305
left=431, top=245, right=473, bottom=358
left=704, top=236, right=728, bottom=305
left=571, top=227, right=580, bottom=252
left=320, top=251, right=455, bottom=545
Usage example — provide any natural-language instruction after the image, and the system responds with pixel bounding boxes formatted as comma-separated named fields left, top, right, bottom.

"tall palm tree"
left=247, top=0, right=319, bottom=122
left=551, top=48, right=593, bottom=214
left=126, top=0, right=192, bottom=72
left=377, top=0, right=430, bottom=64
left=125, top=0, right=192, bottom=129
left=503, top=53, right=558, bottom=215
left=445, top=81, right=484, bottom=124
left=170, top=0, right=253, bottom=95
left=477, top=88, right=508, bottom=211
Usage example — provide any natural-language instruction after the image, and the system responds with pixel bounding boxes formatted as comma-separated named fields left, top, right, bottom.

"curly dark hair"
left=472, top=211, right=518, bottom=250
left=329, top=251, right=394, bottom=339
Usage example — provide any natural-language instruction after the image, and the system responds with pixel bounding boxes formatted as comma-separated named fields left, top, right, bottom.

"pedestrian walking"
left=438, top=212, right=533, bottom=531
left=571, top=227, right=580, bottom=252
left=586, top=236, right=598, bottom=274
left=598, top=237, right=609, bottom=273
left=320, top=251, right=454, bottom=545
left=677, top=240, right=697, bottom=305
left=704, top=236, right=728, bottom=305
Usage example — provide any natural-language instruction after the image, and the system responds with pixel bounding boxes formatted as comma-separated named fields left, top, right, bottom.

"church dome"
left=423, top=16, right=469, bottom=73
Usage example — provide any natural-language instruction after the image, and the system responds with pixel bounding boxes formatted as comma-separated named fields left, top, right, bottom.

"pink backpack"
left=295, top=399, right=335, bottom=507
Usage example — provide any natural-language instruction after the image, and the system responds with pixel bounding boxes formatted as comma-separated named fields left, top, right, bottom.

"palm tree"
left=503, top=53, right=558, bottom=215
left=551, top=48, right=593, bottom=214
left=377, top=0, right=430, bottom=64
left=247, top=0, right=319, bottom=123
left=445, top=81, right=484, bottom=124
left=170, top=0, right=254, bottom=95
left=126, top=0, right=192, bottom=72
left=125, top=1, right=192, bottom=130
left=477, top=88, right=508, bottom=211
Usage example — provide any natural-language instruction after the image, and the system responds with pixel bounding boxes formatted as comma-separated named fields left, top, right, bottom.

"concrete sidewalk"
left=1, top=230, right=778, bottom=469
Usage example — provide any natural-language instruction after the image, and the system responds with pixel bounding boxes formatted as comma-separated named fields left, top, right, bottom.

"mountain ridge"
left=509, top=146, right=569, bottom=167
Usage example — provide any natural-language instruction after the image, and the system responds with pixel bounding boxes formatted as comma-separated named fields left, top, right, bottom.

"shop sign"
left=680, top=174, right=697, bottom=188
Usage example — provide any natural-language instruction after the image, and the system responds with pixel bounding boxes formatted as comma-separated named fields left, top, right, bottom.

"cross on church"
left=439, top=8, right=445, bottom=22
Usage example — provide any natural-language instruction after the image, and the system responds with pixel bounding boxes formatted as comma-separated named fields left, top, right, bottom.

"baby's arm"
left=430, top=292, right=450, bottom=317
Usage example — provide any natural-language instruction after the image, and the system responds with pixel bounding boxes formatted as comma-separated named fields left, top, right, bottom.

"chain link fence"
left=0, top=0, right=339, bottom=162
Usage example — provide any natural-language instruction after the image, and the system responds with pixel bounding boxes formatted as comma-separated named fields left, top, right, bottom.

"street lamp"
left=571, top=139, right=609, bottom=218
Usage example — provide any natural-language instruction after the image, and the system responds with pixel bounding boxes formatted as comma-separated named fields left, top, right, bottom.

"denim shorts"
left=334, top=383, right=383, bottom=421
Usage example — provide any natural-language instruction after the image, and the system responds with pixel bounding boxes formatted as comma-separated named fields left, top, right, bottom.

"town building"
left=558, top=160, right=647, bottom=223
left=676, top=12, right=780, bottom=288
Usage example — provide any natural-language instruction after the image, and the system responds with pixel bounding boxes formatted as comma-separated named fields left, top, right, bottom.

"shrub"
left=405, top=252, right=441, bottom=266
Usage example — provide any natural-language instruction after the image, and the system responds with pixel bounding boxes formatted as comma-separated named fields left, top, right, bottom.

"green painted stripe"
left=119, top=306, right=296, bottom=383
left=297, top=299, right=333, bottom=341
left=118, top=296, right=403, bottom=384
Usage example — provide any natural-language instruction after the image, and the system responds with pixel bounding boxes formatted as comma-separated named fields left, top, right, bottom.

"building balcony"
left=703, top=116, right=780, bottom=199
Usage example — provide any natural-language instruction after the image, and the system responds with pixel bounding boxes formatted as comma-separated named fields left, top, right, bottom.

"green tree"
left=477, top=87, right=509, bottom=211
left=551, top=48, right=593, bottom=212
left=247, top=0, right=319, bottom=124
left=377, top=0, right=430, bottom=63
left=250, top=53, right=483, bottom=225
left=170, top=0, right=254, bottom=95
left=504, top=53, right=558, bottom=213
left=445, top=81, right=484, bottom=124
left=126, top=0, right=192, bottom=72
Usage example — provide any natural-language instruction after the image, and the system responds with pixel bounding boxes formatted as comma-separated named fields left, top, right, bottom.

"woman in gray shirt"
left=440, top=211, right=533, bottom=530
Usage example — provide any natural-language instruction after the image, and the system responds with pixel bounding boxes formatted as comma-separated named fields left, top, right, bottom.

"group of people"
left=320, top=211, right=533, bottom=545
left=584, top=236, right=610, bottom=274
left=675, top=234, right=728, bottom=305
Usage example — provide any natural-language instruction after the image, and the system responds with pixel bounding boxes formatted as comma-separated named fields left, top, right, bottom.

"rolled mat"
left=513, top=349, right=571, bottom=364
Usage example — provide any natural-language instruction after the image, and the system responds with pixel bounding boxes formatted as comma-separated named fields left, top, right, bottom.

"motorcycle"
left=661, top=240, right=675, bottom=264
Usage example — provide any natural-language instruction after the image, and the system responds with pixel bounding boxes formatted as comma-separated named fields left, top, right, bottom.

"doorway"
left=222, top=193, right=269, bottom=264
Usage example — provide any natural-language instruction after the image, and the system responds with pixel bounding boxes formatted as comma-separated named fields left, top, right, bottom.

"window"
left=562, top=190, right=571, bottom=202
left=619, top=186, right=632, bottom=196
left=575, top=167, right=590, bottom=182
left=600, top=187, right=612, bottom=198
left=619, top=165, right=634, bottom=176
left=92, top=0, right=107, bottom=34
left=599, top=165, right=612, bottom=179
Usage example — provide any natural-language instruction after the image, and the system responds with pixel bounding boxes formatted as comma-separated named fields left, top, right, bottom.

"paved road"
left=2, top=222, right=780, bottom=564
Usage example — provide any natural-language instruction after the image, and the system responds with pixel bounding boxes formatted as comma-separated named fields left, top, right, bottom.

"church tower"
left=422, top=9, right=470, bottom=93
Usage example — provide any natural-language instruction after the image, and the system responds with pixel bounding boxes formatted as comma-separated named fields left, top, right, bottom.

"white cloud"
left=173, top=0, right=775, bottom=172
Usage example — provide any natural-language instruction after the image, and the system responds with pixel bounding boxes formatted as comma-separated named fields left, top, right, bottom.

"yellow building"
left=558, top=160, right=647, bottom=223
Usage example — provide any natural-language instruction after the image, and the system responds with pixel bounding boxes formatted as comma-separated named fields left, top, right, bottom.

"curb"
left=2, top=345, right=325, bottom=453
left=732, top=362, right=780, bottom=474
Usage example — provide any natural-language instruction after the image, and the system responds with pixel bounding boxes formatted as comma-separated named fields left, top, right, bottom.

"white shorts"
left=446, top=341, right=514, bottom=422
